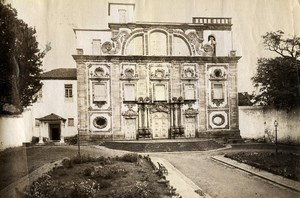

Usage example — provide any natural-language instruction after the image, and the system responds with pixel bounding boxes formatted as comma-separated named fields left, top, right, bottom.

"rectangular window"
left=68, top=118, right=74, bottom=126
left=184, top=84, right=195, bottom=100
left=35, top=119, right=40, bottom=127
left=154, top=84, right=166, bottom=101
left=93, top=83, right=107, bottom=102
left=124, top=84, right=135, bottom=101
left=212, top=83, right=224, bottom=99
left=65, top=84, right=73, bottom=98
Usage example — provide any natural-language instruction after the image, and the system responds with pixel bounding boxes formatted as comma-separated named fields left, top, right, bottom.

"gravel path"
left=149, top=148, right=300, bottom=198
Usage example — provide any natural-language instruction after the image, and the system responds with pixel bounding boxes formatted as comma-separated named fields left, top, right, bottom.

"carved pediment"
left=122, top=104, right=138, bottom=118
left=181, top=65, right=198, bottom=79
left=151, top=103, right=169, bottom=113
left=184, top=103, right=198, bottom=117
left=150, top=64, right=170, bottom=80
left=89, top=65, right=110, bottom=79
left=210, top=68, right=226, bottom=80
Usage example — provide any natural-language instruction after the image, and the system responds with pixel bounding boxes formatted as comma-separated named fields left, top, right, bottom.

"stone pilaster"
left=111, top=62, right=122, bottom=139
left=198, top=64, right=206, bottom=133
left=171, top=63, right=181, bottom=98
left=228, top=62, right=240, bottom=136
left=76, top=62, right=88, bottom=135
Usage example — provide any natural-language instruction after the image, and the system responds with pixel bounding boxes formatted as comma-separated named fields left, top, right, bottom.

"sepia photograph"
left=0, top=0, right=299, bottom=197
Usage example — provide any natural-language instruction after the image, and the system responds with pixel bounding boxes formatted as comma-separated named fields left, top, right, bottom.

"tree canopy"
left=252, top=31, right=300, bottom=110
left=0, top=3, right=44, bottom=114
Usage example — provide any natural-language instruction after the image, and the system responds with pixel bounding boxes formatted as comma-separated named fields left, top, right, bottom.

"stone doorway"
left=49, top=124, right=61, bottom=141
left=151, top=112, right=169, bottom=138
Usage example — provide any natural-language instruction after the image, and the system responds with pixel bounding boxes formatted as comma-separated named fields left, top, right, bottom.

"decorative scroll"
left=101, top=40, right=121, bottom=55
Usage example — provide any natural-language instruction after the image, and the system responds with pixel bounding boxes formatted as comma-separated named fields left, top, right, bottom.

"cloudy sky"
left=5, top=0, right=300, bottom=92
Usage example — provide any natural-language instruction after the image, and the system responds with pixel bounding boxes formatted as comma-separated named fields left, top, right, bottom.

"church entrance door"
left=151, top=112, right=169, bottom=138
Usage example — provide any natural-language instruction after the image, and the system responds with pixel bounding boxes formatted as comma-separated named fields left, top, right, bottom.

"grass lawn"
left=225, top=151, right=300, bottom=181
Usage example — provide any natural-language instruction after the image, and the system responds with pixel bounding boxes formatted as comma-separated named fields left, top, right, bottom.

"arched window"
left=149, top=31, right=167, bottom=56
left=125, top=35, right=143, bottom=55
left=173, top=36, right=190, bottom=56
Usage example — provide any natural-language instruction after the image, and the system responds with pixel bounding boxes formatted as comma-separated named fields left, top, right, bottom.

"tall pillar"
left=38, top=121, right=44, bottom=144
left=138, top=105, right=142, bottom=129
left=145, top=105, right=149, bottom=129
left=60, top=120, right=65, bottom=144
left=174, top=104, right=178, bottom=127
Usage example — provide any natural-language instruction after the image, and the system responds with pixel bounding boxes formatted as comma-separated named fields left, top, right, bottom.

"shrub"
left=65, top=135, right=78, bottom=145
left=70, top=154, right=93, bottom=164
left=119, top=153, right=138, bottom=163
left=24, top=175, right=99, bottom=198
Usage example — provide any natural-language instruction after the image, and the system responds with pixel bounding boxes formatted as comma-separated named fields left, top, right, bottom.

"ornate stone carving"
left=89, top=65, right=110, bottom=78
left=122, top=104, right=138, bottom=118
left=212, top=99, right=224, bottom=107
left=210, top=68, right=226, bottom=79
left=150, top=67, right=169, bottom=80
left=151, top=103, right=169, bottom=113
left=208, top=111, right=229, bottom=129
left=120, top=68, right=138, bottom=80
left=101, top=40, right=121, bottom=54
left=181, top=65, right=198, bottom=79
left=94, top=101, right=107, bottom=108
left=184, top=103, right=198, bottom=118
left=212, top=114, right=225, bottom=126
left=93, top=116, right=108, bottom=129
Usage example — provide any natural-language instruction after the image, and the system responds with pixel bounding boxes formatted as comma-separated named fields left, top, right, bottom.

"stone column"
left=138, top=105, right=142, bottom=129
left=38, top=121, right=44, bottom=144
left=145, top=105, right=149, bottom=129
left=60, top=120, right=65, bottom=144
left=174, top=104, right=178, bottom=128
left=170, top=106, right=174, bottom=127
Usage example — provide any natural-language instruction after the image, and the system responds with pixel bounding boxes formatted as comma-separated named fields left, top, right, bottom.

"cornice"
left=72, top=55, right=241, bottom=63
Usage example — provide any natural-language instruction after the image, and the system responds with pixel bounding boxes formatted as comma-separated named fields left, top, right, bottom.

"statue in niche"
left=208, top=35, right=216, bottom=56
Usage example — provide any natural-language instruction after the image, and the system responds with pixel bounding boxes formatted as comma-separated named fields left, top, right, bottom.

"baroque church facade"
left=73, top=3, right=241, bottom=141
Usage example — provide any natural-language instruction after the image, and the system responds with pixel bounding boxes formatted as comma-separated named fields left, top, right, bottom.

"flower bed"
left=225, top=152, right=300, bottom=181
left=22, top=154, right=173, bottom=198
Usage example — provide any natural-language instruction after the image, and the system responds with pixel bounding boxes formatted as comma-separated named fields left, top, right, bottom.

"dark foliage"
left=238, top=92, right=254, bottom=106
left=252, top=31, right=300, bottom=110
left=0, top=3, right=44, bottom=114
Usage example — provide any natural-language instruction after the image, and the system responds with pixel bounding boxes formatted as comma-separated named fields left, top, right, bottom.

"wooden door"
left=151, top=112, right=169, bottom=138
left=49, top=124, right=61, bottom=140
left=185, top=117, right=196, bottom=138
left=124, top=118, right=136, bottom=140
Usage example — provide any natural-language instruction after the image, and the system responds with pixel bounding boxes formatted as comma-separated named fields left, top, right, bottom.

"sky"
left=5, top=0, right=300, bottom=92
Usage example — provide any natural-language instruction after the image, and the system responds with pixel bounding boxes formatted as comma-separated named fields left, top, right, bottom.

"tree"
left=0, top=3, right=44, bottom=114
left=252, top=31, right=300, bottom=110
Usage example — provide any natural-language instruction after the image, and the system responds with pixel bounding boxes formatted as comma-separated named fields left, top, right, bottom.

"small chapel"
left=72, top=3, right=241, bottom=141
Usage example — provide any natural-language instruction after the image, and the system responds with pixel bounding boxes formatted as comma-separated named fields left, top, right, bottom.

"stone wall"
left=239, top=106, right=300, bottom=143
left=0, top=109, right=32, bottom=150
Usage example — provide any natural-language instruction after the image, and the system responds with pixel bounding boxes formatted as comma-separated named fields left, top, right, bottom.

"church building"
left=73, top=3, right=241, bottom=141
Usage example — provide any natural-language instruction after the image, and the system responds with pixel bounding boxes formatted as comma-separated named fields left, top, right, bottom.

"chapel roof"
left=41, top=68, right=77, bottom=80
left=37, top=113, right=66, bottom=122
